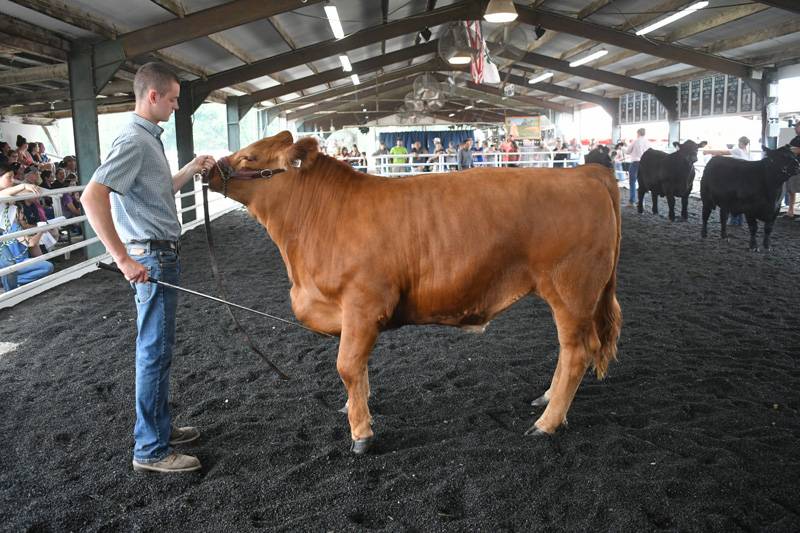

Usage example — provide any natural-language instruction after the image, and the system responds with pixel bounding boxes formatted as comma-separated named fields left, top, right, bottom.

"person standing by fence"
left=626, top=128, right=650, bottom=207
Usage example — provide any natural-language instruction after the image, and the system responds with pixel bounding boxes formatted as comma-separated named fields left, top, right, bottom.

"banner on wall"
left=620, top=74, right=764, bottom=125
left=505, top=116, right=541, bottom=139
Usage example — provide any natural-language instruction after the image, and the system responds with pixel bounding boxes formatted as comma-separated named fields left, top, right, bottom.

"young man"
left=784, top=122, right=800, bottom=219
left=82, top=62, right=215, bottom=473
left=626, top=128, right=650, bottom=206
left=457, top=138, right=474, bottom=170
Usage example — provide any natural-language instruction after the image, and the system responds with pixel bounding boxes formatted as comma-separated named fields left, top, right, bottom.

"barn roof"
left=0, top=0, right=798, bottom=126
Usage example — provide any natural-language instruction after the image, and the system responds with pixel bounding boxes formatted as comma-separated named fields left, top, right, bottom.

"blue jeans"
left=130, top=246, right=180, bottom=463
left=613, top=161, right=626, bottom=181
left=628, top=161, right=640, bottom=203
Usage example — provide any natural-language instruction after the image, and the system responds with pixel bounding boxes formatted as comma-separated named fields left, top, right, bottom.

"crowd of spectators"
left=0, top=135, right=84, bottom=292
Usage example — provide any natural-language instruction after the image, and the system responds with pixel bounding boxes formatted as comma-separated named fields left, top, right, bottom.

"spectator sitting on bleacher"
left=61, top=173, right=83, bottom=235
left=16, top=136, right=34, bottom=168
left=20, top=196, right=60, bottom=252
left=0, top=142, right=11, bottom=159
left=37, top=143, right=49, bottom=164
left=52, top=166, right=67, bottom=188
left=62, top=155, right=78, bottom=175
left=29, top=142, right=42, bottom=164
left=0, top=160, right=54, bottom=292
left=23, top=166, right=41, bottom=186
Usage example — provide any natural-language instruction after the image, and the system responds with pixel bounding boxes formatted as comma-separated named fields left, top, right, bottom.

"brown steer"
left=207, top=131, right=622, bottom=453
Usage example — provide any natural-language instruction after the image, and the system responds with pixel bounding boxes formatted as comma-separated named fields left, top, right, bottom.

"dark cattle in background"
left=637, top=140, right=708, bottom=221
left=700, top=145, right=800, bottom=251
left=584, top=145, right=613, bottom=168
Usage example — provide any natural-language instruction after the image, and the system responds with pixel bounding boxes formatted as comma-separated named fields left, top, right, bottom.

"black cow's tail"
left=592, top=168, right=622, bottom=379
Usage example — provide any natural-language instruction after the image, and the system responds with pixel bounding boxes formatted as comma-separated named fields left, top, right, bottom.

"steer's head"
left=763, top=145, right=800, bottom=183
left=672, top=140, right=708, bottom=164
left=205, top=131, right=319, bottom=196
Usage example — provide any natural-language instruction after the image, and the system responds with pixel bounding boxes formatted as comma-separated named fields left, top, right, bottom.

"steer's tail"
left=592, top=168, right=622, bottom=379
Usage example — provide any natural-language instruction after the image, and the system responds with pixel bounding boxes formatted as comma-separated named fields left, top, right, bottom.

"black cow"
left=637, top=140, right=708, bottom=221
left=584, top=145, right=613, bottom=168
left=700, top=145, right=799, bottom=251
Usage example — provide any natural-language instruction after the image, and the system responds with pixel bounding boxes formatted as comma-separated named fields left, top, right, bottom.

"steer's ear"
left=284, top=136, right=319, bottom=168
left=698, top=141, right=708, bottom=148
left=673, top=141, right=680, bottom=149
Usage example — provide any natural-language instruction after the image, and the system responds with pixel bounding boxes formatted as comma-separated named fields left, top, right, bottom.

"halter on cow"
left=206, top=131, right=623, bottom=454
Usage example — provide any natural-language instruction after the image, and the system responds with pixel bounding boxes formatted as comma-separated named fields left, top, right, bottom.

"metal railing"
left=0, top=179, right=239, bottom=308
left=341, top=151, right=583, bottom=176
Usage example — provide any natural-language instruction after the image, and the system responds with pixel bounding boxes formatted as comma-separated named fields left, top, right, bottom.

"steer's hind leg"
left=720, top=207, right=730, bottom=240
left=637, top=187, right=646, bottom=213
left=532, top=355, right=561, bottom=408
left=701, top=201, right=713, bottom=238
left=680, top=195, right=689, bottom=221
left=651, top=191, right=659, bottom=215
left=336, top=311, right=379, bottom=454
left=527, top=304, right=594, bottom=436
left=528, top=266, right=602, bottom=436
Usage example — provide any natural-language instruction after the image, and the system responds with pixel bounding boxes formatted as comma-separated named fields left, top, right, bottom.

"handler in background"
left=82, top=62, right=215, bottom=473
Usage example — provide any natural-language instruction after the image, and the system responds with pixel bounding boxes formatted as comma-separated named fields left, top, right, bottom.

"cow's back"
left=287, top=164, right=619, bottom=328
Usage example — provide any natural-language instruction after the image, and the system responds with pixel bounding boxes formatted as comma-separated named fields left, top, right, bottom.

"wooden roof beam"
left=237, top=41, right=439, bottom=112
left=113, top=0, right=324, bottom=59
left=756, top=1, right=800, bottom=15
left=664, top=4, right=768, bottom=43
left=293, top=79, right=422, bottom=122
left=516, top=5, right=754, bottom=85
left=272, top=59, right=456, bottom=114
left=458, top=81, right=571, bottom=113
left=190, top=1, right=482, bottom=102
left=505, top=68, right=617, bottom=112
left=505, top=47, right=676, bottom=114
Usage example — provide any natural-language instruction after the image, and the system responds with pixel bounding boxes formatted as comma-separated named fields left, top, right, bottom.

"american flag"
left=468, top=21, right=484, bottom=84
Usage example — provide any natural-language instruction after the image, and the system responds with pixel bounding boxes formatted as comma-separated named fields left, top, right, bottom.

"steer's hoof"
left=749, top=246, right=759, bottom=253
left=531, top=393, right=550, bottom=407
left=350, top=437, right=373, bottom=455
left=524, top=424, right=553, bottom=437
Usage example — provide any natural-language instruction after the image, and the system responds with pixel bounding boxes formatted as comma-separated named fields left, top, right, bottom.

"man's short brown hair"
left=134, top=62, right=180, bottom=101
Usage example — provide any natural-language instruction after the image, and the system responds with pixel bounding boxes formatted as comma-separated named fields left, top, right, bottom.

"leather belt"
left=147, top=240, right=179, bottom=253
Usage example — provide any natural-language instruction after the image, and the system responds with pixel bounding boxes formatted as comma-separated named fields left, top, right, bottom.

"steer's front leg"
left=762, top=217, right=774, bottom=251
left=336, top=311, right=379, bottom=454
left=746, top=214, right=759, bottom=251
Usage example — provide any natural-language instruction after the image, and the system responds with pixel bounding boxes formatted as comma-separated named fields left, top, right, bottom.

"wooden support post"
left=67, top=40, right=104, bottom=259
left=176, top=81, right=196, bottom=223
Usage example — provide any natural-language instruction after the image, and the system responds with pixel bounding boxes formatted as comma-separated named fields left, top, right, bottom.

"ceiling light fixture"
left=351, top=73, right=360, bottom=85
left=483, top=0, right=518, bottom=23
left=448, top=113, right=456, bottom=117
left=635, top=2, right=709, bottom=36
left=324, top=5, right=345, bottom=39
left=339, top=55, right=352, bottom=72
left=569, top=49, right=608, bottom=67
left=465, top=104, right=474, bottom=110
left=528, top=72, right=553, bottom=84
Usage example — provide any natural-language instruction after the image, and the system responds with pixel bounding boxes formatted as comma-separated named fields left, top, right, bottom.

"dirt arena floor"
left=1, top=191, right=799, bottom=532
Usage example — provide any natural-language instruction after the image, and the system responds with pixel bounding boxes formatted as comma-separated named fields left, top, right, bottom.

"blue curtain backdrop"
left=379, top=130, right=474, bottom=153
